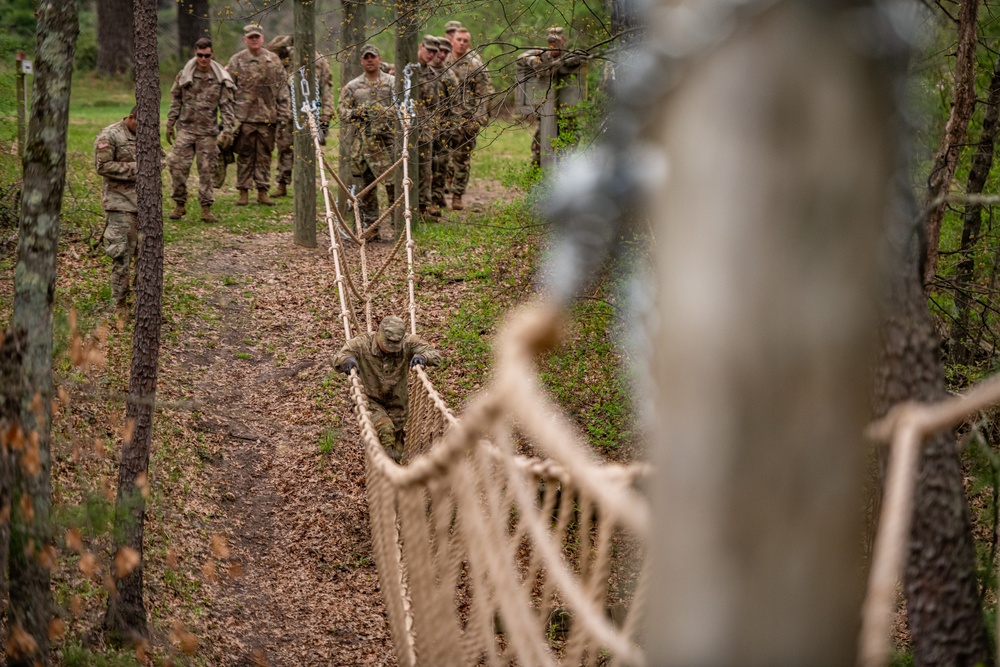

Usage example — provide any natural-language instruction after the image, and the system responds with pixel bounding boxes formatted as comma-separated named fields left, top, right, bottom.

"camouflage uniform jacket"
left=432, top=65, right=461, bottom=135
left=226, top=48, right=290, bottom=124
left=94, top=119, right=137, bottom=213
left=447, top=51, right=494, bottom=120
left=334, top=332, right=442, bottom=420
left=415, top=62, right=442, bottom=140
left=338, top=72, right=397, bottom=172
left=517, top=48, right=587, bottom=106
left=167, top=66, right=236, bottom=136
left=276, top=50, right=336, bottom=123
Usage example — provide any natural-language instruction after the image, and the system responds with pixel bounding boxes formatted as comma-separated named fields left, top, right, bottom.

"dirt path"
left=157, top=228, right=404, bottom=666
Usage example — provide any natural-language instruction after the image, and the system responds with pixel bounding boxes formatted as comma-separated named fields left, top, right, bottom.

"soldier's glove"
left=217, top=131, right=234, bottom=151
left=410, top=354, right=427, bottom=368
left=341, top=356, right=359, bottom=374
left=165, top=124, right=175, bottom=145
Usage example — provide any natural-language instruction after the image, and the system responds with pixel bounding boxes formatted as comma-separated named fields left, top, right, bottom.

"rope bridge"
left=304, top=95, right=651, bottom=665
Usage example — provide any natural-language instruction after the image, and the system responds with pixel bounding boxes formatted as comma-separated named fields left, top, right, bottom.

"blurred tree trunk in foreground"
left=104, top=0, right=164, bottom=643
left=4, top=0, right=79, bottom=663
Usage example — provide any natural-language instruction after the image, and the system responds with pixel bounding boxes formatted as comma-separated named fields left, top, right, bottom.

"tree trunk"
left=922, top=0, right=980, bottom=291
left=104, top=0, right=163, bottom=643
left=393, top=2, right=418, bottom=240
left=339, top=0, right=366, bottom=218
left=643, top=4, right=895, bottom=663
left=176, top=0, right=209, bottom=60
left=874, top=152, right=993, bottom=667
left=96, top=0, right=133, bottom=76
left=949, top=51, right=1000, bottom=366
left=6, top=1, right=79, bottom=663
left=294, top=0, right=317, bottom=248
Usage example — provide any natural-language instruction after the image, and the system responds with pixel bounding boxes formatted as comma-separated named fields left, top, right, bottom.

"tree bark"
left=176, top=0, right=210, bottom=60
left=922, top=0, right=980, bottom=291
left=875, top=154, right=993, bottom=667
left=949, top=51, right=1000, bottom=366
left=6, top=1, right=79, bottom=663
left=294, top=0, right=317, bottom=248
left=104, top=0, right=163, bottom=643
left=338, top=0, right=366, bottom=219
left=96, top=0, right=134, bottom=76
left=644, top=5, right=894, bottom=663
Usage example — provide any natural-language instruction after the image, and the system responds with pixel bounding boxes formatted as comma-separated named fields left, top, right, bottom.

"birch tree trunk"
left=5, top=1, right=79, bottom=663
left=922, top=0, right=980, bottom=291
left=104, top=0, right=164, bottom=642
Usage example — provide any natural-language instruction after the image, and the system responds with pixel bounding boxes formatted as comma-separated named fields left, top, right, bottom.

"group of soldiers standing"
left=339, top=21, right=494, bottom=228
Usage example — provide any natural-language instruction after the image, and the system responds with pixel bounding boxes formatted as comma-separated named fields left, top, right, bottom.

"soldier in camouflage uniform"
left=517, top=26, right=588, bottom=167
left=335, top=315, right=442, bottom=462
left=95, top=107, right=139, bottom=310
left=226, top=23, right=290, bottom=206
left=338, top=45, right=397, bottom=232
left=415, top=35, right=442, bottom=217
left=165, top=37, right=235, bottom=223
left=266, top=34, right=335, bottom=198
left=447, top=28, right=494, bottom=211
left=431, top=36, right=460, bottom=212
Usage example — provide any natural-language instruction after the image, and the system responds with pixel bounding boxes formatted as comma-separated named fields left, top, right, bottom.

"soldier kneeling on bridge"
left=335, top=316, right=442, bottom=462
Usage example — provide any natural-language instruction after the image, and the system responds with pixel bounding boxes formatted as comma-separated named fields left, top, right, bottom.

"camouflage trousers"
left=532, top=115, right=578, bottom=167
left=235, top=122, right=276, bottom=191
left=448, top=125, right=478, bottom=197
left=431, top=135, right=450, bottom=207
left=168, top=130, right=219, bottom=206
left=103, top=211, right=138, bottom=307
left=275, top=120, right=294, bottom=186
left=368, top=400, right=405, bottom=462
left=355, top=162, right=395, bottom=230
left=417, top=133, right=433, bottom=210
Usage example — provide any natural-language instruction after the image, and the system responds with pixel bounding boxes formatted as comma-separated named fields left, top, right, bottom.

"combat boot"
left=169, top=202, right=186, bottom=219
left=427, top=203, right=441, bottom=217
left=272, top=182, right=287, bottom=198
left=201, top=205, right=219, bottom=223
left=451, top=194, right=464, bottom=211
left=236, top=189, right=249, bottom=206
left=257, top=188, right=275, bottom=206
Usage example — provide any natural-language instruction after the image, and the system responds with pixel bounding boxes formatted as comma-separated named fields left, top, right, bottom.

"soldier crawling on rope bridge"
left=334, top=316, right=442, bottom=462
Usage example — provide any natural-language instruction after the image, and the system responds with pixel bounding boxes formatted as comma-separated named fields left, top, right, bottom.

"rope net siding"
left=309, top=104, right=650, bottom=665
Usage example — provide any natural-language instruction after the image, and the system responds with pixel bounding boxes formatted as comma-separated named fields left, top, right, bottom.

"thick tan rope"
left=312, top=106, right=647, bottom=665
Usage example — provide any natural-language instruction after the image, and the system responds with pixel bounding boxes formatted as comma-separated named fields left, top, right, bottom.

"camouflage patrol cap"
left=435, top=36, right=452, bottom=53
left=243, top=23, right=264, bottom=37
left=421, top=34, right=440, bottom=52
left=546, top=26, right=566, bottom=43
left=377, top=316, right=407, bottom=353
left=444, top=20, right=463, bottom=34
left=360, top=44, right=380, bottom=58
left=266, top=35, right=293, bottom=51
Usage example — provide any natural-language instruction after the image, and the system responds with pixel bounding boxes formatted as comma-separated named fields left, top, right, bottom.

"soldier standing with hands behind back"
left=165, top=37, right=235, bottom=223
left=447, top=27, right=494, bottom=211
left=227, top=23, right=289, bottom=207
left=338, top=45, right=397, bottom=233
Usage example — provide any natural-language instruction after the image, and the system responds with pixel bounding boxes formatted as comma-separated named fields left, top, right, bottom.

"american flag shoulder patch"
left=97, top=141, right=110, bottom=149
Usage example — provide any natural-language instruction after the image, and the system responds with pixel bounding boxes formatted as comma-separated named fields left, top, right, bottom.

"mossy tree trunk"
left=5, top=1, right=79, bottom=663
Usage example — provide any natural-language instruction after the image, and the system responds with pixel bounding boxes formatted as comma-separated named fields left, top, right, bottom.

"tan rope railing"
left=309, top=103, right=647, bottom=666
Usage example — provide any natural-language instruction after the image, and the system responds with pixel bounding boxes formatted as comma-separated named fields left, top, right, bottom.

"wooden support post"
left=393, top=1, right=419, bottom=239
left=293, top=0, right=317, bottom=248
left=338, top=0, right=366, bottom=220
